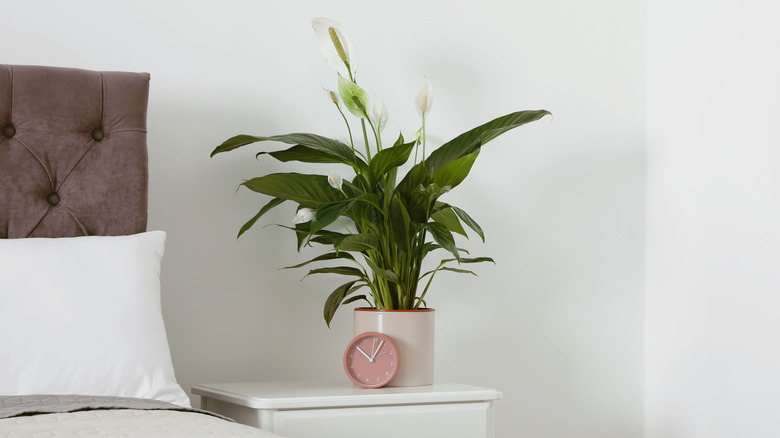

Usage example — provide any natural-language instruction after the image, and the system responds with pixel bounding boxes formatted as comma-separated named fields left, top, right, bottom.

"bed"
left=0, top=64, right=281, bottom=437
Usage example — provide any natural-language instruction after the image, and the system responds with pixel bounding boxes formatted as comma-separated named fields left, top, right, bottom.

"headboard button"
left=2, top=124, right=15, bottom=138
left=91, top=128, right=105, bottom=141
left=47, top=192, right=61, bottom=206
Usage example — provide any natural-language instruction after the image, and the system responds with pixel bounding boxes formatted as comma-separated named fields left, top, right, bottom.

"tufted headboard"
left=0, top=65, right=150, bottom=238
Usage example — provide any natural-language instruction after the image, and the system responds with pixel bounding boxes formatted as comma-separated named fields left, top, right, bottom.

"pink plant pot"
left=353, top=308, right=435, bottom=387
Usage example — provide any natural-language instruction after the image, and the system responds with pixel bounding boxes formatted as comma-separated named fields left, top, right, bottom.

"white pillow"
left=0, top=231, right=190, bottom=407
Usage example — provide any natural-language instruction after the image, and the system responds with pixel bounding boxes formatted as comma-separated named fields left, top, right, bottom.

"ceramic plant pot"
left=353, top=308, right=435, bottom=387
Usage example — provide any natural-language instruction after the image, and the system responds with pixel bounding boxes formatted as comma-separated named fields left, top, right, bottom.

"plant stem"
left=360, top=119, right=372, bottom=160
left=411, top=229, right=427, bottom=308
left=336, top=105, right=356, bottom=160
left=346, top=70, right=373, bottom=161
left=421, top=116, right=427, bottom=160
left=368, top=118, right=382, bottom=152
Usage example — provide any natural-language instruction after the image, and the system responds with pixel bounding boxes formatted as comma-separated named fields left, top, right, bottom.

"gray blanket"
left=0, top=395, right=232, bottom=422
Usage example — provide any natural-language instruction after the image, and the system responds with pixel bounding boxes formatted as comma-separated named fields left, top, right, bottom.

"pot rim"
left=354, top=307, right=435, bottom=312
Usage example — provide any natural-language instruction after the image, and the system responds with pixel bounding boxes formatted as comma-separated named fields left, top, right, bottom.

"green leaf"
left=341, top=294, right=371, bottom=306
left=426, top=222, right=459, bottom=260
left=237, top=198, right=285, bottom=238
left=451, top=206, right=485, bottom=242
left=422, top=183, right=450, bottom=198
left=368, top=141, right=415, bottom=185
left=431, top=207, right=467, bottom=238
left=307, top=266, right=368, bottom=280
left=457, top=256, right=495, bottom=264
left=210, top=134, right=267, bottom=156
left=422, top=242, right=442, bottom=256
left=282, top=251, right=356, bottom=269
left=407, top=183, right=450, bottom=223
left=364, top=258, right=401, bottom=283
left=310, top=230, right=349, bottom=246
left=395, top=163, right=434, bottom=223
left=347, top=283, right=368, bottom=294
left=311, top=199, right=353, bottom=234
left=439, top=266, right=478, bottom=275
left=258, top=145, right=334, bottom=162
left=353, top=193, right=383, bottom=212
left=350, top=173, right=371, bottom=193
left=324, top=280, right=358, bottom=327
left=336, top=233, right=380, bottom=252
left=343, top=283, right=371, bottom=305
left=420, top=266, right=479, bottom=279
left=390, top=196, right=412, bottom=250
left=396, top=162, right=431, bottom=200
left=276, top=224, right=346, bottom=251
left=394, top=133, right=405, bottom=146
left=242, top=173, right=342, bottom=208
left=418, top=256, right=492, bottom=283
left=425, top=110, right=551, bottom=174
left=212, top=133, right=367, bottom=172
left=435, top=256, right=495, bottom=266
left=257, top=144, right=367, bottom=173
left=289, top=223, right=313, bottom=251
left=432, top=151, right=479, bottom=191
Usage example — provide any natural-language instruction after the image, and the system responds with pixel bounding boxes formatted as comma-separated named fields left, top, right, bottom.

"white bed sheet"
left=0, top=409, right=283, bottom=438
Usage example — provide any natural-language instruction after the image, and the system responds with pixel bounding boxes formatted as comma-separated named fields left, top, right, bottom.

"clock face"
left=343, top=332, right=400, bottom=388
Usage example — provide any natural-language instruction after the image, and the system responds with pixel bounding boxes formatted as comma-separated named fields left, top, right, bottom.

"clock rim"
left=343, top=331, right=400, bottom=389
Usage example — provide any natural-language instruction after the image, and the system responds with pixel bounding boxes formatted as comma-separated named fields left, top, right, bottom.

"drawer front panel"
left=273, top=402, right=492, bottom=438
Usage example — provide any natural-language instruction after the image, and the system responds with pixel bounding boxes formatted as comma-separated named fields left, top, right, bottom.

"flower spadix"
left=292, top=208, right=314, bottom=224
left=415, top=77, right=433, bottom=118
left=327, top=171, right=343, bottom=190
left=338, top=75, right=370, bottom=119
left=324, top=88, right=340, bottom=106
left=370, top=96, right=388, bottom=133
left=312, top=17, right=357, bottom=79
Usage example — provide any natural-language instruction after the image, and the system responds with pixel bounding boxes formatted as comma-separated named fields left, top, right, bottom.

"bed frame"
left=0, top=64, right=150, bottom=238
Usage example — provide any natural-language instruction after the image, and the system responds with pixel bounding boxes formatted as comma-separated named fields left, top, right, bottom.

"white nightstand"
left=192, top=381, right=501, bottom=438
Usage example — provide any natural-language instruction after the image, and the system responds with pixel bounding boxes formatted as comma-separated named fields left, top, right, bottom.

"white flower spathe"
left=292, top=208, right=314, bottom=224
left=327, top=171, right=343, bottom=190
left=312, top=17, right=357, bottom=79
left=415, top=77, right=433, bottom=118
left=370, top=96, right=388, bottom=133
left=325, top=88, right=340, bottom=106
left=338, top=75, right=370, bottom=119
left=412, top=127, right=423, bottom=143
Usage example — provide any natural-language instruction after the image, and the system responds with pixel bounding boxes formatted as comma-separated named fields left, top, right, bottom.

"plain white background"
left=3, top=0, right=776, bottom=437
left=646, top=0, right=780, bottom=437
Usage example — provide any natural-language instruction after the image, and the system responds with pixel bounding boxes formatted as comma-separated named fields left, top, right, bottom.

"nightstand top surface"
left=192, top=381, right=501, bottom=410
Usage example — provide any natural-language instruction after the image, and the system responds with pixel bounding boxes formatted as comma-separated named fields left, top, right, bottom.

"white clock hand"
left=370, top=340, right=385, bottom=361
left=356, top=346, right=372, bottom=361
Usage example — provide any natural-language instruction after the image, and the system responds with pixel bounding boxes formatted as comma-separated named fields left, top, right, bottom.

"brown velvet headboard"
left=0, top=65, right=150, bottom=238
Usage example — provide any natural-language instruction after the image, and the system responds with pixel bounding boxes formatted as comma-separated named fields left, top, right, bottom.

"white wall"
left=646, top=0, right=780, bottom=437
left=4, top=1, right=645, bottom=437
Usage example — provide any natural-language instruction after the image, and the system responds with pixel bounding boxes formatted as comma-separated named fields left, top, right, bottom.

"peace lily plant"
left=212, top=18, right=550, bottom=326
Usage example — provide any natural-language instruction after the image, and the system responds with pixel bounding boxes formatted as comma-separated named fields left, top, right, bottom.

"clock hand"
left=370, top=340, right=385, bottom=361
left=356, top=346, right=372, bottom=361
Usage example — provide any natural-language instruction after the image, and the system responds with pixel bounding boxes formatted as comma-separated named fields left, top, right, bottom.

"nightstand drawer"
left=274, top=402, right=492, bottom=438
left=193, top=382, right=501, bottom=438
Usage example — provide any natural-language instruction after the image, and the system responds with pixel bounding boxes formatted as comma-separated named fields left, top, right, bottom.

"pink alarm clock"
left=343, top=332, right=400, bottom=388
